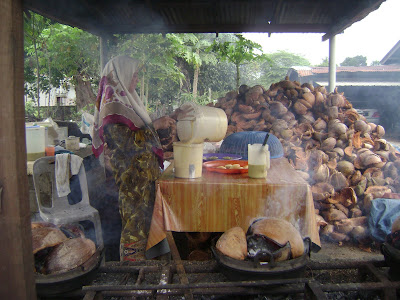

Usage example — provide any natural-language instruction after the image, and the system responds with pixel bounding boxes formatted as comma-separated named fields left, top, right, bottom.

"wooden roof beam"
left=100, top=23, right=329, bottom=34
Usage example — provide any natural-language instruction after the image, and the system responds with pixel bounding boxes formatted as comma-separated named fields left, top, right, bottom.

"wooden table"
left=146, top=157, right=321, bottom=257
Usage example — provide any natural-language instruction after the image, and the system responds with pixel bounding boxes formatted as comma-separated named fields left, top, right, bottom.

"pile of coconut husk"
left=158, top=77, right=400, bottom=247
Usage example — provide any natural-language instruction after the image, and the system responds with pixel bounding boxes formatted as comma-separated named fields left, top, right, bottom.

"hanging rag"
left=55, top=154, right=83, bottom=197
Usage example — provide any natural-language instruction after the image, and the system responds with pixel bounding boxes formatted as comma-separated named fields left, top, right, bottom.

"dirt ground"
left=311, top=239, right=383, bottom=263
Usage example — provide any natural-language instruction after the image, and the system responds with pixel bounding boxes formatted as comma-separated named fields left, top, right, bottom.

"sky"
left=243, top=0, right=400, bottom=66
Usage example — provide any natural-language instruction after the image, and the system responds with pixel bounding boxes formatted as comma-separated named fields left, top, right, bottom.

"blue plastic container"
left=219, top=131, right=284, bottom=159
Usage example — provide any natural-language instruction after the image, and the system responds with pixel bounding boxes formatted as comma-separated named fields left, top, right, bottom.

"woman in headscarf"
left=92, top=55, right=175, bottom=261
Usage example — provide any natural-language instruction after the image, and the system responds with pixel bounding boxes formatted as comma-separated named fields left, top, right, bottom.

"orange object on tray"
left=203, top=160, right=248, bottom=174
left=45, top=146, right=55, bottom=156
left=146, top=157, right=321, bottom=255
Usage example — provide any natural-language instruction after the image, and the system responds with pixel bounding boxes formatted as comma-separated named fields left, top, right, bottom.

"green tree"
left=168, top=33, right=217, bottom=101
left=208, top=34, right=265, bottom=90
left=259, top=51, right=311, bottom=88
left=24, top=11, right=50, bottom=118
left=370, top=60, right=381, bottom=66
left=340, top=55, right=367, bottom=67
left=113, top=33, right=184, bottom=115
left=316, top=57, right=329, bottom=67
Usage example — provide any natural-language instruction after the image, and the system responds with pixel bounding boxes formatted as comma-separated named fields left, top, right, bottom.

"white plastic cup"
left=173, top=142, right=203, bottom=178
left=176, top=102, right=228, bottom=144
left=248, top=144, right=270, bottom=179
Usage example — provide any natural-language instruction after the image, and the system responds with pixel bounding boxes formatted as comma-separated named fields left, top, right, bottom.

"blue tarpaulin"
left=368, top=198, right=400, bottom=242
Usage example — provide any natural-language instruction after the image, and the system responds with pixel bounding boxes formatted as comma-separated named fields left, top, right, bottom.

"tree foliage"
left=23, top=12, right=316, bottom=121
left=208, top=34, right=266, bottom=89
left=340, top=55, right=367, bottom=67
left=257, top=51, right=311, bottom=88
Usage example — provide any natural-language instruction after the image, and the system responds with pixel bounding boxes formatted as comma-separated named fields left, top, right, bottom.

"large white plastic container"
left=247, top=144, right=270, bottom=179
left=176, top=102, right=228, bottom=144
left=26, top=125, right=46, bottom=161
left=173, top=142, right=203, bottom=178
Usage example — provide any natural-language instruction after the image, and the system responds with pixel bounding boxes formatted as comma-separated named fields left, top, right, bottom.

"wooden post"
left=0, top=0, right=37, bottom=299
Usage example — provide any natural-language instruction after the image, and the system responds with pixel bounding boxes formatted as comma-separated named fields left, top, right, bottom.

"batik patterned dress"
left=103, top=123, right=161, bottom=261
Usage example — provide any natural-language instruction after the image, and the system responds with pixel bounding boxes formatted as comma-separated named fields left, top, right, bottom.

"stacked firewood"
left=159, top=78, right=400, bottom=246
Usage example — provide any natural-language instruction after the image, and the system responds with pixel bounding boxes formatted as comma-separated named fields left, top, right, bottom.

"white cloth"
left=55, top=154, right=83, bottom=197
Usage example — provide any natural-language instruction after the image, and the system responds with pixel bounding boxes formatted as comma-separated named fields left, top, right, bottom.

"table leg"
left=166, top=232, right=194, bottom=300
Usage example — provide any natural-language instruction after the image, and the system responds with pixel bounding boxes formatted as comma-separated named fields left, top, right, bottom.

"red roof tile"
left=295, top=65, right=400, bottom=77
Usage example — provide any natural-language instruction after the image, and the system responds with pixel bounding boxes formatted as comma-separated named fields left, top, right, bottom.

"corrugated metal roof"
left=295, top=65, right=400, bottom=77
left=315, top=81, right=400, bottom=87
left=23, top=0, right=385, bottom=40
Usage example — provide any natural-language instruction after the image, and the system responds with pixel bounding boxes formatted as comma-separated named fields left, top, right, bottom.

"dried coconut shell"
left=249, top=218, right=304, bottom=258
left=350, top=208, right=363, bottom=218
left=333, top=187, right=357, bottom=208
left=327, top=159, right=338, bottom=171
left=337, top=161, right=355, bottom=177
left=311, top=182, right=335, bottom=201
left=45, top=237, right=96, bottom=274
left=349, top=170, right=363, bottom=186
left=352, top=132, right=362, bottom=149
left=334, top=203, right=349, bottom=216
left=293, top=101, right=308, bottom=115
left=375, top=125, right=385, bottom=137
left=326, top=106, right=338, bottom=119
left=321, top=137, right=336, bottom=152
left=365, top=186, right=391, bottom=199
left=330, top=231, right=350, bottom=242
left=32, top=227, right=68, bottom=254
left=313, top=164, right=330, bottom=183
left=302, top=92, right=316, bottom=107
left=329, top=172, right=349, bottom=191
left=321, top=224, right=334, bottom=236
left=216, top=227, right=247, bottom=260
left=321, top=209, right=348, bottom=222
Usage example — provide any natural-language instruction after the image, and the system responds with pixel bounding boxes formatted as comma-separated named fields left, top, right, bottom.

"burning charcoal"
left=247, top=234, right=291, bottom=262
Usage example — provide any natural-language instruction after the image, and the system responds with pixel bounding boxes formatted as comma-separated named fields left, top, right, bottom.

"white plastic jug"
left=26, top=126, right=46, bottom=161
left=176, top=102, right=228, bottom=144
left=173, top=142, right=203, bottom=178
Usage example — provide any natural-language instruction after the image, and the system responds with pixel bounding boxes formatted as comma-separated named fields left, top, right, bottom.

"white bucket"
left=66, top=136, right=80, bottom=151
left=176, top=102, right=228, bottom=144
left=26, top=126, right=46, bottom=161
left=173, top=142, right=203, bottom=178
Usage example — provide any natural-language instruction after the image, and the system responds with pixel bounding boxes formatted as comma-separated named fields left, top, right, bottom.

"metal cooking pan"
left=35, top=247, right=104, bottom=297
left=211, top=237, right=311, bottom=281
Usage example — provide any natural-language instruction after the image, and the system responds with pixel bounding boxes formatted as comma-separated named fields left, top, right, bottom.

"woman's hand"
left=153, top=116, right=176, bottom=131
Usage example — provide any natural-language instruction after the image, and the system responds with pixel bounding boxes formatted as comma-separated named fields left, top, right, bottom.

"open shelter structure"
left=0, top=0, right=387, bottom=298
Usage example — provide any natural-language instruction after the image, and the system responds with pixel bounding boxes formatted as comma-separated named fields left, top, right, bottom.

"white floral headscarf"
left=92, top=55, right=158, bottom=158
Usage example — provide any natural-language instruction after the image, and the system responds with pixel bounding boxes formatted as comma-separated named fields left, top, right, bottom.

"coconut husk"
left=365, top=186, right=392, bottom=198
left=311, top=182, right=335, bottom=201
left=330, top=187, right=357, bottom=208
left=45, top=237, right=96, bottom=274
left=32, top=227, right=68, bottom=254
left=352, top=132, right=362, bottom=149
left=216, top=227, right=247, bottom=260
left=321, top=209, right=348, bottom=222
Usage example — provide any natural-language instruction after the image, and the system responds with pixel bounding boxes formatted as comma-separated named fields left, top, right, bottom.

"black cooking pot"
left=381, top=242, right=400, bottom=280
left=35, top=247, right=104, bottom=297
left=211, top=237, right=311, bottom=281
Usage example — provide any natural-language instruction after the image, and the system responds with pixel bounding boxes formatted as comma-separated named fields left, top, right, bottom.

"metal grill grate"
left=80, top=259, right=400, bottom=300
